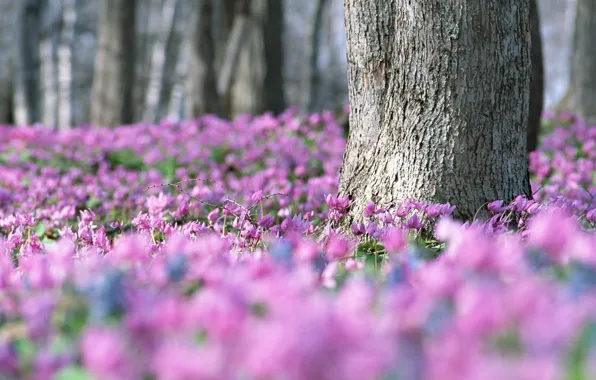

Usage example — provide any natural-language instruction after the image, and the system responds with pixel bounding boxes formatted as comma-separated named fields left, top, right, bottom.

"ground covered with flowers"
left=1, top=108, right=596, bottom=379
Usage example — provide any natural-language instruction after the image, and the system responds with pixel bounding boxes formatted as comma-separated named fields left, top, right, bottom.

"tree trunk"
left=185, top=0, right=224, bottom=118
left=339, top=0, right=532, bottom=223
left=39, top=0, right=61, bottom=128
left=568, top=0, right=596, bottom=124
left=261, top=0, right=286, bottom=115
left=13, top=0, right=42, bottom=125
left=91, top=0, right=136, bottom=127
left=301, top=0, right=328, bottom=113
left=57, top=0, right=76, bottom=129
left=528, top=0, right=543, bottom=152
left=0, top=1, right=17, bottom=124
left=230, top=0, right=286, bottom=117
left=217, top=0, right=252, bottom=113
left=143, top=0, right=178, bottom=123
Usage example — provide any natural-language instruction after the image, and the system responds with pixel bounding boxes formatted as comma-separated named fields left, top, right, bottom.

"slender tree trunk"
left=39, top=0, right=60, bottom=128
left=301, top=0, right=328, bottom=113
left=185, top=0, right=224, bottom=117
left=14, top=0, right=42, bottom=125
left=57, top=0, right=76, bottom=129
left=262, top=0, right=286, bottom=114
left=0, top=1, right=17, bottom=124
left=568, top=0, right=596, bottom=124
left=213, top=0, right=236, bottom=69
left=91, top=0, right=136, bottom=127
left=143, top=0, right=178, bottom=123
left=527, top=0, right=543, bottom=152
left=230, top=0, right=286, bottom=116
left=339, top=0, right=532, bottom=223
left=217, top=0, right=252, bottom=112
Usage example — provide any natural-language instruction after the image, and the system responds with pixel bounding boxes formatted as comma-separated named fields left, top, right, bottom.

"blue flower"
left=166, top=254, right=187, bottom=282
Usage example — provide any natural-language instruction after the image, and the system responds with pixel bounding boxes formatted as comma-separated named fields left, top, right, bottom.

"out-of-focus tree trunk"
left=566, top=0, right=596, bottom=124
left=261, top=0, right=286, bottom=115
left=39, top=0, right=61, bottom=128
left=143, top=0, right=178, bottom=123
left=57, top=0, right=76, bottom=129
left=230, top=0, right=286, bottom=117
left=0, top=1, right=17, bottom=124
left=301, top=0, right=328, bottom=113
left=528, top=0, right=544, bottom=152
left=91, top=0, right=136, bottom=127
left=217, top=0, right=252, bottom=113
left=14, top=0, right=42, bottom=125
left=185, top=0, right=224, bottom=117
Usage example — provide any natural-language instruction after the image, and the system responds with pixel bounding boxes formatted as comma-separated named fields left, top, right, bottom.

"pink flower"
left=406, top=213, right=424, bottom=230
left=152, top=342, right=224, bottom=380
left=326, top=234, right=353, bottom=260
left=383, top=227, right=408, bottom=255
left=364, top=201, right=377, bottom=218
left=81, top=328, right=137, bottom=379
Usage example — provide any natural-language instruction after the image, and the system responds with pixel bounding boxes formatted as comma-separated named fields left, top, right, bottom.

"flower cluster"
left=0, top=110, right=595, bottom=379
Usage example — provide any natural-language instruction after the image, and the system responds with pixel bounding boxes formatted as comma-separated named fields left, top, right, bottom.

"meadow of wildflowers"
left=1, top=107, right=596, bottom=380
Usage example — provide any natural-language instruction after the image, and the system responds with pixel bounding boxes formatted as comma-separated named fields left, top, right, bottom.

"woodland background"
left=0, top=0, right=579, bottom=129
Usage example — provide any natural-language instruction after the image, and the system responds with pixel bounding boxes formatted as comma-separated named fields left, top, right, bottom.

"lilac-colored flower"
left=207, top=208, right=220, bottom=224
left=326, top=234, right=353, bottom=260
left=383, top=227, right=408, bottom=255
left=406, top=214, right=424, bottom=230
left=364, top=201, right=377, bottom=218
left=351, top=222, right=366, bottom=236
left=258, top=214, right=275, bottom=229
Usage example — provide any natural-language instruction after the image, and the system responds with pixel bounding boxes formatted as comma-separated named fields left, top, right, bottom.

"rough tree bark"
left=339, top=0, right=532, bottom=223
left=528, top=0, right=544, bottom=152
left=91, top=0, right=136, bottom=127
left=566, top=0, right=596, bottom=124
left=185, top=0, right=224, bottom=117
left=301, top=0, right=329, bottom=113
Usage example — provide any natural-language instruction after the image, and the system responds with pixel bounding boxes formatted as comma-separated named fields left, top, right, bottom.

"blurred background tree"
left=0, top=0, right=584, bottom=129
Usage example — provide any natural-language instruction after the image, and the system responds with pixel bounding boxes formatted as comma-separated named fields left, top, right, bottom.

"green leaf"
left=54, top=365, right=94, bottom=380
left=152, top=157, right=179, bottom=182
left=566, top=321, right=596, bottom=380
left=107, top=149, right=146, bottom=171
left=33, top=221, right=47, bottom=238
left=85, top=197, right=102, bottom=209
left=209, top=146, right=228, bottom=164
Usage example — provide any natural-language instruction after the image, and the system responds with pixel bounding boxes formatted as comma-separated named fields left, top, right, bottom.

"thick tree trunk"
left=91, top=0, right=136, bottom=127
left=301, top=0, right=328, bottom=113
left=185, top=0, right=224, bottom=117
left=568, top=0, right=596, bottom=124
left=339, top=0, right=532, bottom=223
left=528, top=0, right=543, bottom=152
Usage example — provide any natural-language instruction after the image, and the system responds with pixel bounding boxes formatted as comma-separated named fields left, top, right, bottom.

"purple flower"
left=406, top=214, right=424, bottom=230
left=364, top=201, right=377, bottom=218
left=258, top=214, right=275, bottom=229
left=383, top=227, right=408, bottom=255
